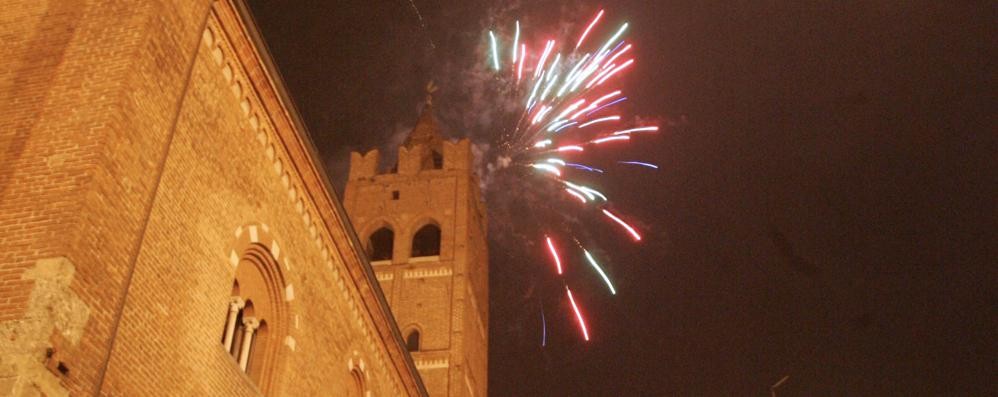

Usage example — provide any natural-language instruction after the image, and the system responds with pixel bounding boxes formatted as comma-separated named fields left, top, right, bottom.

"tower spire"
left=403, top=81, right=443, bottom=148
left=425, top=80, right=437, bottom=105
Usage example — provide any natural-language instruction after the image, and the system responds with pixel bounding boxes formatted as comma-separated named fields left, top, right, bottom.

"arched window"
left=405, top=329, right=421, bottom=352
left=431, top=150, right=443, bottom=169
left=348, top=368, right=365, bottom=397
left=222, top=294, right=245, bottom=355
left=220, top=242, right=287, bottom=394
left=367, top=227, right=394, bottom=261
left=247, top=320, right=268, bottom=373
left=411, top=224, right=441, bottom=257
left=221, top=281, right=242, bottom=346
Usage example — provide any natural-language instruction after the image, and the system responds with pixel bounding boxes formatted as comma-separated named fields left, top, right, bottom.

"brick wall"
left=1, top=1, right=214, bottom=394
left=0, top=1, right=425, bottom=395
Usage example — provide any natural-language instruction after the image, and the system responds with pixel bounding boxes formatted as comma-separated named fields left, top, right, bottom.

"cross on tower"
left=425, top=80, right=438, bottom=105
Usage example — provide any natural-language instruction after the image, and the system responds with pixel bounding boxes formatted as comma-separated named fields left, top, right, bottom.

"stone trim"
left=403, top=268, right=453, bottom=279
left=413, top=358, right=449, bottom=370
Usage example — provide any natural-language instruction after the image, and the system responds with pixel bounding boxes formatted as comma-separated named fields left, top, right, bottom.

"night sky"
left=245, top=1, right=993, bottom=395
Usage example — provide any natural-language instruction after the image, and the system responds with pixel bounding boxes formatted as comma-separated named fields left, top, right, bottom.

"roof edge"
left=223, top=1, right=428, bottom=395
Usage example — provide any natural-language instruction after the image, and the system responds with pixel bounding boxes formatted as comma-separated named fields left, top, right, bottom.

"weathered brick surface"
left=0, top=1, right=425, bottom=395
left=1, top=1, right=214, bottom=394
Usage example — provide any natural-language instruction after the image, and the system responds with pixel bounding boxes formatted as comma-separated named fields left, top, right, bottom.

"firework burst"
left=484, top=9, right=659, bottom=343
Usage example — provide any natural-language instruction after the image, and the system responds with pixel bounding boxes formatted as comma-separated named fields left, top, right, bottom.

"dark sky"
left=246, top=1, right=994, bottom=395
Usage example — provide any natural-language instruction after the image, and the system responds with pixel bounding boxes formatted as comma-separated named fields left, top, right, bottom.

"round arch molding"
left=226, top=223, right=293, bottom=394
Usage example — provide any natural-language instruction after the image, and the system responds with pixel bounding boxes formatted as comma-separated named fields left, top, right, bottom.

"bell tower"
left=343, top=84, right=489, bottom=397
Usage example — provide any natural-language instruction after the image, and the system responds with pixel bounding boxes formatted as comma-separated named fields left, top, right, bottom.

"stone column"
left=238, top=317, right=260, bottom=371
left=222, top=297, right=245, bottom=352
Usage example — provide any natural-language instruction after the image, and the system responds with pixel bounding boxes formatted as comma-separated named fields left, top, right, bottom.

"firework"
left=564, top=188, right=588, bottom=203
left=575, top=9, right=604, bottom=49
left=530, top=163, right=562, bottom=177
left=613, top=126, right=659, bottom=135
left=591, top=135, right=630, bottom=145
left=565, top=286, right=590, bottom=341
left=602, top=209, right=642, bottom=241
left=578, top=115, right=621, bottom=128
left=512, top=21, right=520, bottom=63
left=566, top=163, right=604, bottom=173
left=618, top=161, right=658, bottom=169
left=485, top=8, right=657, bottom=343
left=583, top=249, right=616, bottom=295
left=488, top=31, right=500, bottom=70
left=545, top=236, right=564, bottom=274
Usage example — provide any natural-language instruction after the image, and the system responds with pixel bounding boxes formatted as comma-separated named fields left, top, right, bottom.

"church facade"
left=0, top=1, right=438, bottom=395
left=344, top=101, right=490, bottom=397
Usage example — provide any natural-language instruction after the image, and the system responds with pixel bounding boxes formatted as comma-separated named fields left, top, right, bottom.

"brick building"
left=343, top=98, right=490, bottom=396
left=0, top=1, right=445, bottom=395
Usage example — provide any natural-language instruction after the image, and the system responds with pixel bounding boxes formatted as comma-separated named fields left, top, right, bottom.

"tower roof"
left=402, top=103, right=444, bottom=149
left=403, top=81, right=444, bottom=149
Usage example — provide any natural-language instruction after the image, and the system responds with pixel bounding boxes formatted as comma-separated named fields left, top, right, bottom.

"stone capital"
left=242, top=316, right=260, bottom=331
left=229, top=296, right=246, bottom=310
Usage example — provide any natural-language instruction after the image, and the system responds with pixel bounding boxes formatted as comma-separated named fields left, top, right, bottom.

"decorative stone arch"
left=347, top=353, right=372, bottom=397
left=359, top=219, right=398, bottom=263
left=224, top=223, right=293, bottom=395
left=408, top=217, right=442, bottom=258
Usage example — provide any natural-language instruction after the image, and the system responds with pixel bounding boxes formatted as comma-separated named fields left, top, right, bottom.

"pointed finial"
left=425, top=80, right=438, bottom=105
